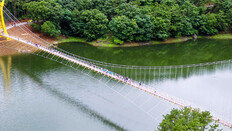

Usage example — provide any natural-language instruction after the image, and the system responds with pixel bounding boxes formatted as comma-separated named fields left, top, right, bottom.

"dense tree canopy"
left=134, top=14, right=154, bottom=41
left=158, top=107, right=220, bottom=131
left=24, top=0, right=63, bottom=22
left=74, top=9, right=109, bottom=40
left=109, top=15, right=137, bottom=41
left=6, top=0, right=232, bottom=42
left=41, top=21, right=61, bottom=37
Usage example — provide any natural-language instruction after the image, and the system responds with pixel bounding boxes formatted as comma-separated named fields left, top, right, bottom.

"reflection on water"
left=0, top=54, right=123, bottom=131
left=59, top=39, right=232, bottom=66
left=100, top=60, right=232, bottom=85
left=14, top=63, right=124, bottom=130
left=0, top=56, right=11, bottom=98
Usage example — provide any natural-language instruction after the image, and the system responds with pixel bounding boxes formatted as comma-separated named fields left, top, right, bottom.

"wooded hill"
left=6, top=0, right=232, bottom=43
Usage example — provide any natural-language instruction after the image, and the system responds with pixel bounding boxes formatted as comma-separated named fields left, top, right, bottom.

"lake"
left=0, top=39, right=232, bottom=130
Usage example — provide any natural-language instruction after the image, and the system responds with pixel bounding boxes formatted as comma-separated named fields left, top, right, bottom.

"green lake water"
left=59, top=39, right=232, bottom=66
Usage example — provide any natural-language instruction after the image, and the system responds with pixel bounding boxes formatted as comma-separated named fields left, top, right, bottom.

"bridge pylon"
left=0, top=0, right=9, bottom=40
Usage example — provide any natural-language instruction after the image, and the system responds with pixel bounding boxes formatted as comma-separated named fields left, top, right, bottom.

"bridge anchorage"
left=0, top=1, right=232, bottom=129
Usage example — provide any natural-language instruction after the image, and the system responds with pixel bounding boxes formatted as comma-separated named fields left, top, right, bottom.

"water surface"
left=0, top=39, right=232, bottom=130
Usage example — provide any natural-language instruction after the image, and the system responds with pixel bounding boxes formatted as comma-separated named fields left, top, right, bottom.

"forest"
left=5, top=0, right=232, bottom=43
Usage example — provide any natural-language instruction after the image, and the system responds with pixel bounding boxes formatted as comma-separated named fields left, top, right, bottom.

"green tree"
left=158, top=107, right=220, bottom=131
left=160, top=0, right=176, bottom=6
left=77, top=9, right=109, bottom=40
left=226, top=8, right=232, bottom=28
left=115, top=3, right=140, bottom=18
left=41, top=21, right=60, bottom=37
left=30, top=23, right=41, bottom=32
left=24, top=0, right=63, bottom=22
left=75, top=0, right=127, bottom=19
left=56, top=0, right=76, bottom=10
left=5, top=0, right=24, bottom=18
left=75, top=0, right=94, bottom=11
left=190, top=0, right=212, bottom=6
left=137, top=0, right=153, bottom=6
left=198, top=14, right=219, bottom=35
left=152, top=17, right=170, bottom=40
left=134, top=14, right=154, bottom=41
left=169, top=4, right=196, bottom=37
left=24, top=1, right=51, bottom=21
left=109, top=15, right=138, bottom=41
left=59, top=9, right=74, bottom=35
left=149, top=3, right=171, bottom=40
left=215, top=11, right=229, bottom=32
left=95, top=0, right=127, bottom=19
left=212, top=0, right=232, bottom=13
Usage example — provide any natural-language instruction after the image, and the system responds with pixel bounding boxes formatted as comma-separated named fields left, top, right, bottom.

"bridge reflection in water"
left=0, top=56, right=11, bottom=98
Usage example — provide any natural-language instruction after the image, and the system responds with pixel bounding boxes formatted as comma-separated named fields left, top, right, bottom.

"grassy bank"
left=206, top=34, right=232, bottom=39
left=57, top=36, right=193, bottom=47
left=57, top=37, right=87, bottom=44
left=57, top=33, right=232, bottom=48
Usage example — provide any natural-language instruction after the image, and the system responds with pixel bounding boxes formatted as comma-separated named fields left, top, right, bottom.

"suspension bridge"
left=0, top=0, right=232, bottom=129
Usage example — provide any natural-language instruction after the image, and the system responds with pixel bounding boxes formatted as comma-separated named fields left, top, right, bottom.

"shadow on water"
left=12, top=57, right=124, bottom=131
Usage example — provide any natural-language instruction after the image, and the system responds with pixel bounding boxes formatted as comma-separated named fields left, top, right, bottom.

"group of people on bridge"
left=92, top=65, right=135, bottom=85
left=27, top=39, right=143, bottom=87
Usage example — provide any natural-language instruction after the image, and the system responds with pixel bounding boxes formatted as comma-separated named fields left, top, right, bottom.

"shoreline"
left=57, top=36, right=193, bottom=47
left=57, top=33, right=232, bottom=47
